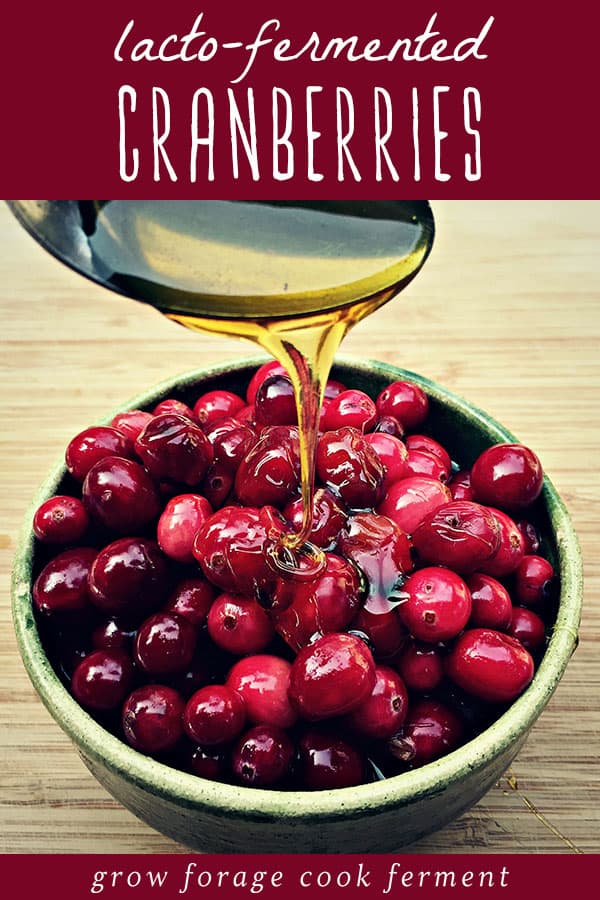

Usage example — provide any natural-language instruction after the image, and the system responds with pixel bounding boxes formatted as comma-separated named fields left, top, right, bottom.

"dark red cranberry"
left=232, top=725, right=294, bottom=787
left=516, top=519, right=541, bottom=555
left=88, top=537, right=169, bottom=619
left=33, top=495, right=89, bottom=544
left=66, top=426, right=134, bottom=482
left=135, top=413, right=213, bottom=486
left=405, top=435, right=452, bottom=473
left=411, top=500, right=500, bottom=573
left=33, top=547, right=96, bottom=615
left=513, top=555, right=555, bottom=607
left=320, top=389, right=377, bottom=433
left=448, top=469, right=474, bottom=501
left=207, top=593, right=275, bottom=655
left=236, top=404, right=257, bottom=426
left=82, top=456, right=161, bottom=533
left=297, top=730, right=364, bottom=790
left=466, top=573, right=513, bottom=630
left=397, top=641, right=444, bottom=692
left=372, top=415, right=405, bottom=439
left=246, top=361, right=288, bottom=405
left=164, top=578, right=215, bottom=628
left=478, top=508, right=525, bottom=578
left=375, top=381, right=429, bottom=431
left=363, top=433, right=410, bottom=487
left=338, top=512, right=412, bottom=604
left=235, top=426, right=300, bottom=508
left=184, top=684, right=246, bottom=745
left=389, top=699, right=464, bottom=766
left=399, top=567, right=472, bottom=642
left=167, top=647, right=215, bottom=699
left=122, top=685, right=185, bottom=754
left=91, top=618, right=136, bottom=652
left=289, top=633, right=376, bottom=720
left=377, top=476, right=451, bottom=534
left=283, top=487, right=347, bottom=550
left=506, top=607, right=546, bottom=652
left=226, top=655, right=298, bottom=729
left=323, top=379, right=347, bottom=400
left=201, top=463, right=235, bottom=507
left=204, top=417, right=256, bottom=472
left=188, top=745, right=229, bottom=781
left=346, top=665, right=408, bottom=740
left=111, top=409, right=154, bottom=443
left=153, top=398, right=196, bottom=421
left=255, top=374, right=297, bottom=426
left=446, top=628, right=535, bottom=703
left=193, top=389, right=245, bottom=428
left=405, top=448, right=449, bottom=482
left=316, top=427, right=384, bottom=509
left=134, top=612, right=197, bottom=676
left=351, top=597, right=408, bottom=660
left=71, top=649, right=134, bottom=711
left=471, top=443, right=544, bottom=510
left=157, top=493, right=212, bottom=564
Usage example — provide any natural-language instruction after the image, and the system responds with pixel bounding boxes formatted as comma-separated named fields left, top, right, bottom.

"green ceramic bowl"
left=12, top=357, right=582, bottom=852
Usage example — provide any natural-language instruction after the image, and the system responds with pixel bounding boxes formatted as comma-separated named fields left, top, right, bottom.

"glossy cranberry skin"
left=399, top=567, right=472, bottom=642
left=88, top=537, right=169, bottom=619
left=122, top=685, right=185, bottom=754
left=507, top=607, right=546, bottom=651
left=363, top=433, right=410, bottom=488
left=204, top=417, right=256, bottom=473
left=207, top=593, right=275, bottom=655
left=111, top=409, right=154, bottom=443
left=516, top=519, right=541, bottom=555
left=376, top=381, right=429, bottom=431
left=448, top=469, right=474, bottom=502
left=289, top=633, right=376, bottom=721
left=33, top=495, right=90, bottom=544
left=246, top=361, right=288, bottom=405
left=33, top=547, right=96, bottom=615
left=66, top=426, right=134, bottom=482
left=71, top=649, right=134, bottom=712
left=346, top=665, right=408, bottom=740
left=405, top=448, right=449, bottom=482
left=135, top=413, right=213, bottom=486
left=446, top=628, right=535, bottom=703
left=478, top=508, right=525, bottom=578
left=184, top=685, right=246, bottom=745
left=316, top=427, right=384, bottom=510
left=412, top=500, right=500, bottom=574
left=153, top=398, right=196, bottom=421
left=377, top=476, right=451, bottom=535
left=226, top=655, right=298, bottom=729
left=235, top=426, right=301, bottom=508
left=405, top=435, right=452, bottom=473
left=297, top=730, right=364, bottom=790
left=193, top=389, right=245, bottom=428
left=283, top=487, right=347, bottom=550
left=134, top=612, right=198, bottom=676
left=232, top=725, right=294, bottom=787
left=255, top=374, right=297, bottom=426
left=320, top=390, right=377, bottom=433
left=397, top=641, right=444, bottom=692
left=338, top=512, right=412, bottom=602
left=202, top=463, right=235, bottom=508
left=351, top=598, right=408, bottom=660
left=91, top=618, right=136, bottom=652
left=471, top=443, right=544, bottom=510
left=164, top=578, right=215, bottom=628
left=188, top=745, right=229, bottom=781
left=82, top=456, right=161, bottom=533
left=467, top=573, right=513, bottom=630
left=390, top=699, right=464, bottom=766
left=372, top=415, right=405, bottom=439
left=157, top=493, right=212, bottom=564
left=513, top=555, right=555, bottom=607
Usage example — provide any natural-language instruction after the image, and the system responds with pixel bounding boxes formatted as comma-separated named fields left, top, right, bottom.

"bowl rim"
left=11, top=355, right=583, bottom=824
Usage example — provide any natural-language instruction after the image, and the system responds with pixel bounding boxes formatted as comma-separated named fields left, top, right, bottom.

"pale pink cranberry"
left=157, top=493, right=212, bottom=564
left=377, top=476, right=451, bottom=534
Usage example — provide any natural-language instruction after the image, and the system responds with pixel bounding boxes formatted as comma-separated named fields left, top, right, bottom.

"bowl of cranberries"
left=12, top=356, right=582, bottom=852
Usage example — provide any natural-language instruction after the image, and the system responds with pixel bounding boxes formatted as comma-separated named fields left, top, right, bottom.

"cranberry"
left=88, top=537, right=169, bottom=619
left=478, top=508, right=525, bottom=577
left=397, top=641, right=444, bottom=693
left=193, top=389, right=245, bottom=428
left=188, top=745, right=229, bottom=780
left=235, top=426, right=300, bottom=508
left=283, top=488, right=347, bottom=550
left=516, top=519, right=541, bottom=555
left=122, top=685, right=185, bottom=754
left=236, top=405, right=257, bottom=427
left=289, top=633, right=376, bottom=720
left=71, top=649, right=134, bottom=712
left=134, top=613, right=198, bottom=676
left=82, top=456, right=161, bottom=533
left=202, top=463, right=235, bottom=508
left=297, top=730, right=364, bottom=790
left=316, top=427, right=384, bottom=509
left=372, top=415, right=405, bottom=439
left=377, top=476, right=451, bottom=534
left=405, top=448, right=449, bottom=482
left=466, top=573, right=513, bottom=630
left=207, top=593, right=275, bottom=655
left=389, top=699, right=464, bottom=766
left=320, top=390, right=377, bottom=433
left=346, top=665, right=408, bottom=740
left=255, top=374, right=297, bottom=426
left=33, top=547, right=96, bottom=615
left=111, top=409, right=154, bottom=443
left=405, top=435, right=452, bottom=473
left=135, top=413, right=213, bottom=486
left=507, top=607, right=546, bottom=652
left=471, top=443, right=544, bottom=510
left=399, top=567, right=472, bottom=642
left=411, top=500, right=500, bottom=573
left=363, top=432, right=410, bottom=487
left=513, top=555, right=555, bottom=607
left=375, top=381, right=429, bottom=431
left=33, top=495, right=89, bottom=544
left=324, top=379, right=347, bottom=400
left=66, top=426, right=134, bottom=482
left=204, top=417, right=255, bottom=472
left=338, top=512, right=412, bottom=603
left=446, top=628, right=535, bottom=703
left=91, top=618, right=136, bottom=652
left=164, top=578, right=215, bottom=628
left=157, top=493, right=212, bottom=564
left=184, top=685, right=246, bottom=745
left=232, top=725, right=294, bottom=787
left=246, top=361, right=288, bottom=405
left=448, top=469, right=474, bottom=502
left=351, top=597, right=408, bottom=660
left=227, top=655, right=297, bottom=729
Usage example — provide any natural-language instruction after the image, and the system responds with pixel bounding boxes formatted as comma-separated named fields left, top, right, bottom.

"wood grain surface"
left=1, top=200, right=598, bottom=854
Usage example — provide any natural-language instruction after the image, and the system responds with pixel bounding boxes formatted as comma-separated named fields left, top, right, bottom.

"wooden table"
left=1, top=200, right=598, bottom=854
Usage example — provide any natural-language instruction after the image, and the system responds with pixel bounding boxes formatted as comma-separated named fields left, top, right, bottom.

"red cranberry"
left=513, top=555, right=555, bottom=607
left=134, top=612, right=198, bottom=676
left=91, top=618, right=136, bottom=652
left=135, top=413, right=213, bottom=486
left=376, top=381, right=429, bottom=431
left=471, top=443, right=544, bottom=510
left=466, top=573, right=513, bottom=630
left=363, top=433, right=410, bottom=487
left=507, top=607, right=546, bottom=652
left=164, top=578, right=215, bottom=628
left=204, top=417, right=256, bottom=472
left=33, top=547, right=96, bottom=615
left=184, top=685, right=246, bottom=745
left=153, top=398, right=196, bottom=421
left=202, top=463, right=235, bottom=507
left=338, top=511, right=412, bottom=604
left=122, top=685, right=185, bottom=754
left=320, top=390, right=377, bottom=433
left=448, top=469, right=474, bottom=501
left=88, top=537, right=169, bottom=619
left=33, top=495, right=89, bottom=544
left=399, top=567, right=472, bottom=642
left=66, top=426, right=134, bottom=481
left=111, top=409, right=153, bottom=443
left=377, top=476, right=451, bottom=534
left=372, top=415, right=405, bottom=439
left=346, top=665, right=408, bottom=740
left=283, top=488, right=347, bottom=550
left=82, top=456, right=161, bottom=533
left=71, top=649, right=134, bottom=711
left=188, top=745, right=229, bottom=781
left=236, top=404, right=257, bottom=426
left=446, top=628, right=535, bottom=703
left=232, top=725, right=294, bottom=787
left=207, top=593, right=275, bottom=655
left=324, top=379, right=347, bottom=400
left=297, top=730, right=364, bottom=790
left=516, top=519, right=541, bottom=555
left=193, top=389, right=245, bottom=428
left=289, top=633, right=376, bottom=720
left=397, top=641, right=444, bottom=693
left=478, top=508, right=525, bottom=577
left=316, top=427, right=384, bottom=509
left=405, top=448, right=449, bottom=482
left=226, top=655, right=298, bottom=729
left=351, top=597, right=408, bottom=660
left=235, top=426, right=300, bottom=508
left=411, top=500, right=500, bottom=573
left=389, top=698, right=464, bottom=766
left=255, top=374, right=297, bottom=426
left=246, top=361, right=288, bottom=405
left=157, top=493, right=212, bottom=564
left=405, top=435, right=452, bottom=473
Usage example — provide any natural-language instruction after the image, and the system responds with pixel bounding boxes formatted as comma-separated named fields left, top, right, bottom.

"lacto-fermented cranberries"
left=30, top=368, right=558, bottom=790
